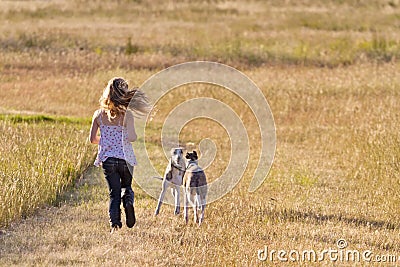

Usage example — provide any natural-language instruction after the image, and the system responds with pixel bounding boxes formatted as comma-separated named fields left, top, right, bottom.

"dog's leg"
left=193, top=204, right=197, bottom=224
left=199, top=196, right=206, bottom=226
left=173, top=186, right=180, bottom=215
left=196, top=194, right=201, bottom=211
left=190, top=190, right=197, bottom=223
left=184, top=188, right=189, bottom=223
left=171, top=187, right=175, bottom=198
left=155, top=180, right=168, bottom=216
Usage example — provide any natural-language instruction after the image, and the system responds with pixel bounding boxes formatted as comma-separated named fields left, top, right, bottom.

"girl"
left=89, top=77, right=150, bottom=233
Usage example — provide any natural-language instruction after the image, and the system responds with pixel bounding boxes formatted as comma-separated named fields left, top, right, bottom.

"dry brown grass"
left=1, top=62, right=399, bottom=265
left=0, top=0, right=400, bottom=265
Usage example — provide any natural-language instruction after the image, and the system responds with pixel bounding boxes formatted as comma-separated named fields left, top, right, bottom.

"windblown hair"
left=99, top=77, right=150, bottom=120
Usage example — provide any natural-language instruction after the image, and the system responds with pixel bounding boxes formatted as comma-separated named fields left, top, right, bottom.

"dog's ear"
left=166, top=171, right=172, bottom=181
left=193, top=150, right=198, bottom=160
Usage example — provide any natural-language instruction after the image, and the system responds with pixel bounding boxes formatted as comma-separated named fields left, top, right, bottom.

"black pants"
left=102, top=157, right=134, bottom=227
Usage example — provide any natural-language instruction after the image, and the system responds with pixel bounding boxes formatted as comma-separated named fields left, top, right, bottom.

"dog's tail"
left=152, top=176, right=164, bottom=181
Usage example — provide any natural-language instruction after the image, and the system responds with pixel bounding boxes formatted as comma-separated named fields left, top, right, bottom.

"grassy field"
left=0, top=0, right=400, bottom=266
left=0, top=115, right=96, bottom=227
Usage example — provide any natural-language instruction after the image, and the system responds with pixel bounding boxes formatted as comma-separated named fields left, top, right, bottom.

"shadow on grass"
left=265, top=208, right=398, bottom=231
left=53, top=165, right=108, bottom=206
left=54, top=165, right=153, bottom=207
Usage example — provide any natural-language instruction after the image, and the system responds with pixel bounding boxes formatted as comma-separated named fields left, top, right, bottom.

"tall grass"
left=0, top=116, right=96, bottom=227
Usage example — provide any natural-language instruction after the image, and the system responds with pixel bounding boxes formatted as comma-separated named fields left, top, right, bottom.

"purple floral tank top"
left=94, top=110, right=137, bottom=167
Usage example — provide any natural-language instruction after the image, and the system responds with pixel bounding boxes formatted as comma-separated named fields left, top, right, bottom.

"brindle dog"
left=183, top=151, right=208, bottom=225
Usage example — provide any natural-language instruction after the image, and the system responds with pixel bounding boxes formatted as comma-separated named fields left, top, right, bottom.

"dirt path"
left=0, top=167, right=208, bottom=266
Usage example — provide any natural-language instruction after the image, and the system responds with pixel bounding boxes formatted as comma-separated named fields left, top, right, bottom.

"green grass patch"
left=0, top=114, right=91, bottom=125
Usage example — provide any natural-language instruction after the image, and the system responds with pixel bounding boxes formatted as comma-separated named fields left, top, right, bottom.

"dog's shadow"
left=264, top=208, right=397, bottom=230
left=259, top=207, right=398, bottom=251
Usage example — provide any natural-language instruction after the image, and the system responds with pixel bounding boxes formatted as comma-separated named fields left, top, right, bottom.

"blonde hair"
left=99, top=77, right=150, bottom=120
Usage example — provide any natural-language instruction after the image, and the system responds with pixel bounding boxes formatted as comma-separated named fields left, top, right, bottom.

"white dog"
left=154, top=148, right=186, bottom=216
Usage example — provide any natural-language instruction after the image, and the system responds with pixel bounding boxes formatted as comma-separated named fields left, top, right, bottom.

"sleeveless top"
left=94, top=110, right=137, bottom=167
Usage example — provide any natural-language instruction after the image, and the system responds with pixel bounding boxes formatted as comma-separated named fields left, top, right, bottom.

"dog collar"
left=171, top=162, right=186, bottom=172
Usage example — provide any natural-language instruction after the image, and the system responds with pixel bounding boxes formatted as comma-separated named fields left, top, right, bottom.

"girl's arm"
left=125, top=110, right=137, bottom=142
left=89, top=111, right=100, bottom=144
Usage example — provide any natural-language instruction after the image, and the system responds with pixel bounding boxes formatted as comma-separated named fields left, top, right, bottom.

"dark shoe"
left=125, top=201, right=136, bottom=228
